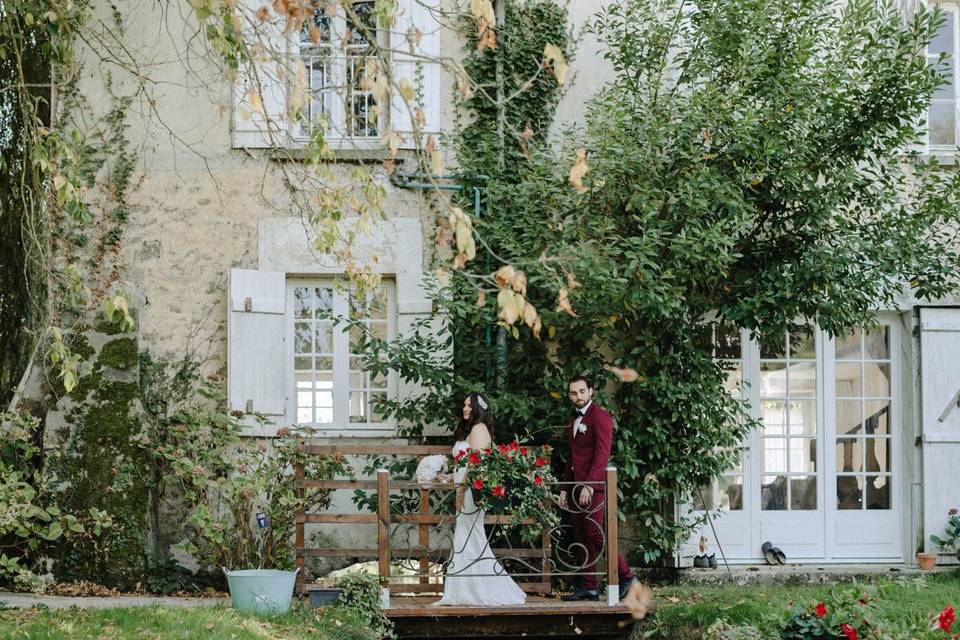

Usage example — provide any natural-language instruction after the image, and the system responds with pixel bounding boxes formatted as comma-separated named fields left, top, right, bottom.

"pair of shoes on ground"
left=693, top=553, right=718, bottom=568
left=560, top=577, right=639, bottom=602
left=761, top=541, right=787, bottom=565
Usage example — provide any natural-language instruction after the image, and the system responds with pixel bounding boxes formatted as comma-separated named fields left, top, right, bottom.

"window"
left=834, top=326, right=892, bottom=510
left=692, top=325, right=745, bottom=512
left=297, top=1, right=382, bottom=142
left=288, top=281, right=394, bottom=429
left=929, top=4, right=959, bottom=148
left=759, top=331, right=818, bottom=511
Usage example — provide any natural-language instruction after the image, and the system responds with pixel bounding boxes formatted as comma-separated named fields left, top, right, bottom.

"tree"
left=439, top=0, right=960, bottom=560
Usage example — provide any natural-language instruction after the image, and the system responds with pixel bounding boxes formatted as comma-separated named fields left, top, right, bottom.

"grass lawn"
left=0, top=603, right=377, bottom=640
left=640, top=569, right=960, bottom=638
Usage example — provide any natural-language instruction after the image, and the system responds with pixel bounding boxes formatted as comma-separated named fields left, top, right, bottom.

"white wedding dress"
left=434, top=441, right=527, bottom=606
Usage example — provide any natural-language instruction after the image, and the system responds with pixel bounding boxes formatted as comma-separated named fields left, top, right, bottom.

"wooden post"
left=294, top=453, right=305, bottom=595
left=605, top=466, right=619, bottom=606
left=377, top=469, right=390, bottom=607
left=419, top=488, right=430, bottom=585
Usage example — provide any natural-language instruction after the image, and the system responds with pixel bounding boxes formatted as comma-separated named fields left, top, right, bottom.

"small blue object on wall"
left=256, top=512, right=269, bottom=529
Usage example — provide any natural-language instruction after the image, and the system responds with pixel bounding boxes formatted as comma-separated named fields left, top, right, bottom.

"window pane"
left=835, top=362, right=862, bottom=397
left=315, top=287, right=334, bottom=313
left=295, top=287, right=313, bottom=318
left=760, top=333, right=786, bottom=359
left=718, top=476, right=743, bottom=511
left=714, top=325, right=741, bottom=360
left=762, top=438, right=788, bottom=473
left=350, top=370, right=365, bottom=388
left=836, top=400, right=862, bottom=435
left=295, top=356, right=312, bottom=371
left=789, top=362, right=817, bottom=398
left=369, top=391, right=388, bottom=422
left=297, top=407, right=313, bottom=423
left=349, top=390, right=368, bottom=422
left=790, top=476, right=817, bottom=510
left=761, top=401, right=787, bottom=435
left=722, top=362, right=742, bottom=394
left=788, top=400, right=817, bottom=436
left=295, top=322, right=313, bottom=353
left=370, top=321, right=388, bottom=342
left=761, top=475, right=787, bottom=510
left=929, top=101, right=956, bottom=146
left=865, top=437, right=891, bottom=473
left=866, top=475, right=891, bottom=510
left=315, top=322, right=333, bottom=353
left=930, top=11, right=955, bottom=55
left=864, top=326, right=889, bottom=360
left=863, top=362, right=891, bottom=397
left=836, top=438, right=861, bottom=473
left=791, top=437, right=817, bottom=472
left=316, top=355, right=334, bottom=371
left=370, top=370, right=388, bottom=389
left=690, top=483, right=713, bottom=511
left=789, top=330, right=816, bottom=359
left=835, top=329, right=862, bottom=360
left=837, top=475, right=863, bottom=510
left=864, top=399, right=889, bottom=435
left=761, top=363, right=787, bottom=397
left=934, top=56, right=956, bottom=99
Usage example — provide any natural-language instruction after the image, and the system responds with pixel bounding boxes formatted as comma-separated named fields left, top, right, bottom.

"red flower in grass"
left=498, top=443, right=510, bottom=454
left=533, top=476, right=543, bottom=486
left=468, top=452, right=481, bottom=466
left=520, top=447, right=528, bottom=456
left=492, top=485, right=506, bottom=498
left=534, top=457, right=548, bottom=468
left=473, top=479, right=484, bottom=490
left=511, top=440, right=519, bottom=451
left=814, top=603, right=827, bottom=619
left=840, top=624, right=857, bottom=640
left=940, top=605, right=956, bottom=633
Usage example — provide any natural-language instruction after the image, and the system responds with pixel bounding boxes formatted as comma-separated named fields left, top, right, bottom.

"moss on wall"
left=98, top=338, right=138, bottom=370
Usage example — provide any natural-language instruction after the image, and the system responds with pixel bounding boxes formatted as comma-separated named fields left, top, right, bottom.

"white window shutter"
left=232, top=0, right=291, bottom=148
left=227, top=268, right=287, bottom=416
left=390, top=0, right=442, bottom=149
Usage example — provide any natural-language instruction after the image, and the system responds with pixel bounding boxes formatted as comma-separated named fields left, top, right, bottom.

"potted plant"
left=165, top=399, right=348, bottom=614
left=455, top=439, right=559, bottom=543
left=917, top=550, right=938, bottom=571
left=930, top=507, right=960, bottom=565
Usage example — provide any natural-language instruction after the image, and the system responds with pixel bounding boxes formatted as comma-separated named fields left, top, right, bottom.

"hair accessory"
left=476, top=394, right=488, bottom=410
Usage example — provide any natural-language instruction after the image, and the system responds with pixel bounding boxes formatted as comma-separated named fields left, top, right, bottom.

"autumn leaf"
left=309, top=24, right=322, bottom=43
left=605, top=364, right=642, bottom=383
left=470, top=0, right=495, bottom=25
left=569, top=147, right=588, bottom=194
left=543, top=43, right=569, bottom=85
left=255, top=5, right=270, bottom=20
left=431, top=148, right=444, bottom=176
left=477, top=27, right=496, bottom=51
left=556, top=287, right=577, bottom=316
left=245, top=87, right=265, bottom=117
left=398, top=77, right=415, bottom=102
left=566, top=271, right=582, bottom=290
left=476, top=290, right=487, bottom=307
left=519, top=125, right=534, bottom=157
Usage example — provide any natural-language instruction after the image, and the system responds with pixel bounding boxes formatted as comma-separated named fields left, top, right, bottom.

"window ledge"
left=237, top=423, right=398, bottom=438
left=269, top=146, right=415, bottom=163
left=919, top=153, right=959, bottom=165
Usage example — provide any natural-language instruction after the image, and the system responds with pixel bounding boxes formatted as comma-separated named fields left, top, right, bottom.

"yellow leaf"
left=245, top=88, right=265, bottom=117
left=431, top=149, right=444, bottom=176
left=543, top=43, right=568, bottom=85
left=398, top=77, right=415, bottom=102
left=493, top=265, right=516, bottom=289
left=569, top=148, right=589, bottom=194
left=550, top=391, right=562, bottom=399
left=548, top=325, right=557, bottom=339
left=556, top=287, right=577, bottom=317
left=476, top=290, right=486, bottom=307
left=604, top=364, right=642, bottom=383
left=470, top=0, right=495, bottom=25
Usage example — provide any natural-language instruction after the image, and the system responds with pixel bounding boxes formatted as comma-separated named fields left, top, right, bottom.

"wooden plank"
left=296, top=479, right=459, bottom=491
left=387, top=582, right=551, bottom=595
left=298, top=513, right=378, bottom=524
left=294, top=458, right=305, bottom=594
left=377, top=469, right=390, bottom=587
left=419, top=489, right=430, bottom=585
left=606, top=466, right=618, bottom=596
left=297, top=546, right=544, bottom=558
left=304, top=444, right=450, bottom=456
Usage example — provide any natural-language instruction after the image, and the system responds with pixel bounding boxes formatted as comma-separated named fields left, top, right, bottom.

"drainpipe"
left=390, top=172, right=498, bottom=384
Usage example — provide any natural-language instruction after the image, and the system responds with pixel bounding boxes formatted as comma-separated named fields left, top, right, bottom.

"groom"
left=559, top=375, right=636, bottom=602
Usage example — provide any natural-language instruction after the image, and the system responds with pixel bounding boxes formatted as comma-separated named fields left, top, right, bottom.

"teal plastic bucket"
left=223, top=568, right=299, bottom=614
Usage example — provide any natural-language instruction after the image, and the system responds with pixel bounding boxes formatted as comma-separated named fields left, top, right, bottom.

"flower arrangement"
left=780, top=585, right=878, bottom=640
left=454, top=440, right=559, bottom=543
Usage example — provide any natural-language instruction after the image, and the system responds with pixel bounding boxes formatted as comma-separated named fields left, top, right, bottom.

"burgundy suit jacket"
left=563, top=402, right=614, bottom=491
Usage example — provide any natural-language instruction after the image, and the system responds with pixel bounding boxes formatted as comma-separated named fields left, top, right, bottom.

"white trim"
left=927, top=3, right=960, bottom=151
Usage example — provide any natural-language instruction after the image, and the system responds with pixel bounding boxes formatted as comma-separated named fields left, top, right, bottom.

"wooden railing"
left=293, top=444, right=621, bottom=604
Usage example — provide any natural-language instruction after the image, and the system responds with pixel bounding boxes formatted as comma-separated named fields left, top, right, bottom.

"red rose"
left=535, top=457, right=548, bottom=467
left=468, top=453, right=481, bottom=465
left=840, top=624, right=857, bottom=640
left=511, top=440, right=519, bottom=450
left=533, top=476, right=543, bottom=486
left=473, top=479, right=484, bottom=490
left=498, top=444, right=510, bottom=454
left=492, top=485, right=505, bottom=498
left=454, top=451, right=466, bottom=462
left=815, top=603, right=827, bottom=619
left=940, top=605, right=956, bottom=632
left=520, top=447, right=528, bottom=455
left=484, top=448, right=492, bottom=455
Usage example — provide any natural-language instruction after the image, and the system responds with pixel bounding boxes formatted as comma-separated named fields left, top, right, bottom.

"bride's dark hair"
left=454, top=392, right=494, bottom=441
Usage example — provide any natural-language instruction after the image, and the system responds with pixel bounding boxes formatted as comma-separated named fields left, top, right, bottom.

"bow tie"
left=575, top=409, right=585, bottom=417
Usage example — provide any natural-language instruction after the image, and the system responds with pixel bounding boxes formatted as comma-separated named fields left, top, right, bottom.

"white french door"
left=681, top=320, right=902, bottom=563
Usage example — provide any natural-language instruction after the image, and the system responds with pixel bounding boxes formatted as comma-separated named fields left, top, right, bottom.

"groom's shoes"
left=561, top=587, right=599, bottom=602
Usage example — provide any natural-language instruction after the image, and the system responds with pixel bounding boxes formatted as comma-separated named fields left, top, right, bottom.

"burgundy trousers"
left=570, top=486, right=633, bottom=591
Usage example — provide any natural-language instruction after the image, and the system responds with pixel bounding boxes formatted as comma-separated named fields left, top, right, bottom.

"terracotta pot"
left=917, top=552, right=937, bottom=570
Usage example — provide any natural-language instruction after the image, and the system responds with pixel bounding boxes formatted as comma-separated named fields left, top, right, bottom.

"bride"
left=434, top=392, right=527, bottom=606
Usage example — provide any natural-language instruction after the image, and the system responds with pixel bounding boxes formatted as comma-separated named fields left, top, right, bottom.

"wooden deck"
left=384, top=595, right=636, bottom=639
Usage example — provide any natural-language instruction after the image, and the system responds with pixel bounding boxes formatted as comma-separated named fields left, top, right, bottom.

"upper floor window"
left=296, top=1, right=382, bottom=142
left=929, top=4, right=959, bottom=149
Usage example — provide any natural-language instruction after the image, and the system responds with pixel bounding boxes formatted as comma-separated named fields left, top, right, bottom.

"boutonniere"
left=575, top=422, right=588, bottom=435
